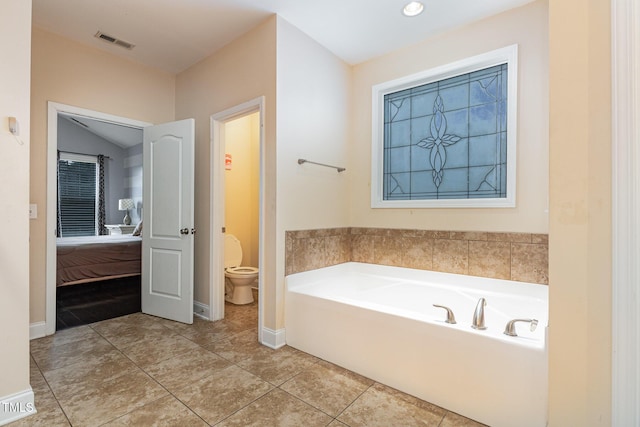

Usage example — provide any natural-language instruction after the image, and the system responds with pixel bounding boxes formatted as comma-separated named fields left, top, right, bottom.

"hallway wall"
left=29, top=28, right=175, bottom=324
left=0, top=0, right=32, bottom=420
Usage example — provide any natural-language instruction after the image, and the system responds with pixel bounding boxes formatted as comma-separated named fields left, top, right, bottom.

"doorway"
left=44, top=102, right=151, bottom=336
left=223, top=112, right=260, bottom=302
left=210, top=97, right=265, bottom=344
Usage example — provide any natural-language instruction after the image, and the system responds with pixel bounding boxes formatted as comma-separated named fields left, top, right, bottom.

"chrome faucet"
left=471, top=298, right=487, bottom=330
left=503, top=318, right=538, bottom=337
left=433, top=304, right=456, bottom=324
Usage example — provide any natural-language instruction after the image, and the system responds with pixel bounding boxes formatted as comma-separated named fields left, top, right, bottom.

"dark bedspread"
left=56, top=235, right=142, bottom=287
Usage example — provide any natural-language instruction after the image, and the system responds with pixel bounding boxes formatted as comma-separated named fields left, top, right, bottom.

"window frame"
left=371, top=44, right=518, bottom=208
left=58, top=152, right=99, bottom=237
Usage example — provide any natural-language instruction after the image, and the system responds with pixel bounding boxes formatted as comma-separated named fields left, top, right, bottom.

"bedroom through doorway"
left=47, top=104, right=149, bottom=332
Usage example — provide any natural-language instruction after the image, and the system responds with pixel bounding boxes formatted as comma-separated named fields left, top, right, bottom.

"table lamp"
left=118, top=198, right=134, bottom=225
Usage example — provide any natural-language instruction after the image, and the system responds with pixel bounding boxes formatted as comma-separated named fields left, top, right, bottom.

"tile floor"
left=56, top=277, right=141, bottom=330
left=15, top=297, right=486, bottom=426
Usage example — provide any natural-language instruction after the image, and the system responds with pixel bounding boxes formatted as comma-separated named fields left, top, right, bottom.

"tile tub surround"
left=286, top=227, right=549, bottom=284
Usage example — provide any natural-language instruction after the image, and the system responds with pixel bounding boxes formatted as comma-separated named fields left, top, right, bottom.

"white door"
left=142, top=119, right=195, bottom=324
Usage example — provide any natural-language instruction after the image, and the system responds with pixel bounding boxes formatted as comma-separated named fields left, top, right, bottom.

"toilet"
left=224, top=234, right=259, bottom=304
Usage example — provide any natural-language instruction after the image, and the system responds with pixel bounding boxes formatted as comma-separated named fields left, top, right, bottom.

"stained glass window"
left=372, top=46, right=517, bottom=208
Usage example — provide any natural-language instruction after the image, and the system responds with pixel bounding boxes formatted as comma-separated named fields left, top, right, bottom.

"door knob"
left=180, top=228, right=189, bottom=235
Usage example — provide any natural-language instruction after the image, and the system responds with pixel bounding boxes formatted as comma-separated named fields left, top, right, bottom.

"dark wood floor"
left=56, top=276, right=141, bottom=330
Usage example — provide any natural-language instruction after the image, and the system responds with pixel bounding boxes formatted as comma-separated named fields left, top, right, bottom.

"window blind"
left=58, top=154, right=98, bottom=237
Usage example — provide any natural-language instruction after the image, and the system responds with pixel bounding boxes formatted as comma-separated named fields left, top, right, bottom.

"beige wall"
left=175, top=15, right=351, bottom=331
left=224, top=112, right=260, bottom=267
left=0, top=0, right=31, bottom=405
left=175, top=17, right=277, bottom=326
left=275, top=17, right=352, bottom=327
left=548, top=0, right=612, bottom=424
left=29, top=28, right=176, bottom=323
left=350, top=0, right=549, bottom=234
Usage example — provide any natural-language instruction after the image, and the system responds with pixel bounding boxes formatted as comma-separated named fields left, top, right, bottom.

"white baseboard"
left=0, top=388, right=36, bottom=426
left=29, top=322, right=47, bottom=341
left=261, top=327, right=286, bottom=349
left=193, top=301, right=210, bottom=320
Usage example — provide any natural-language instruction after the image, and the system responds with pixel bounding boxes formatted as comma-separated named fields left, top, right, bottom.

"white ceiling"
left=33, top=0, right=534, bottom=74
left=41, top=0, right=534, bottom=146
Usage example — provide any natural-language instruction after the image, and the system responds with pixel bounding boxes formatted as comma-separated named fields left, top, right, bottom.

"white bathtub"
left=285, top=262, right=548, bottom=427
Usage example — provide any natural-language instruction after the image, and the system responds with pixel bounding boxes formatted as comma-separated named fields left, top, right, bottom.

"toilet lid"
left=224, top=234, right=243, bottom=268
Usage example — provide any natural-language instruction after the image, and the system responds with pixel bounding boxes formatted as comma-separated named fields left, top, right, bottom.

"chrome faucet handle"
left=433, top=304, right=457, bottom=324
left=471, top=298, right=487, bottom=330
left=503, top=318, right=539, bottom=337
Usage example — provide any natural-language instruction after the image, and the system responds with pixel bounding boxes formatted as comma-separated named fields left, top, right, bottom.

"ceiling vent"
left=94, top=31, right=135, bottom=50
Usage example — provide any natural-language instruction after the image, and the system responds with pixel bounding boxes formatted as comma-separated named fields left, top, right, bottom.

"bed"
left=56, top=235, right=142, bottom=287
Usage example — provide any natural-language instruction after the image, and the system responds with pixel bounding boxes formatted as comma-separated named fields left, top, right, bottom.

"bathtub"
left=285, top=262, right=548, bottom=427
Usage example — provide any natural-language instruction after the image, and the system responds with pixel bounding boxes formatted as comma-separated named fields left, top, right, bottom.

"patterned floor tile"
left=205, top=328, right=263, bottom=363
left=216, top=388, right=332, bottom=427
left=144, top=346, right=230, bottom=393
left=236, top=345, right=318, bottom=386
left=171, top=365, right=272, bottom=425
left=337, top=383, right=446, bottom=427
left=31, top=334, right=115, bottom=372
left=440, top=411, right=489, bottom=427
left=117, top=333, right=202, bottom=367
left=102, top=395, right=207, bottom=426
left=281, top=360, right=374, bottom=417
left=42, top=349, right=140, bottom=399
left=55, top=370, right=168, bottom=427
left=30, top=325, right=97, bottom=353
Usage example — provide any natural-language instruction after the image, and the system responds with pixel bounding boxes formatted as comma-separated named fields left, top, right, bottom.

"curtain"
left=97, top=154, right=106, bottom=235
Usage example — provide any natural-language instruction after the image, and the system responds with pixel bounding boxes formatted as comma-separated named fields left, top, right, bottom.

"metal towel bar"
left=297, top=158, right=346, bottom=173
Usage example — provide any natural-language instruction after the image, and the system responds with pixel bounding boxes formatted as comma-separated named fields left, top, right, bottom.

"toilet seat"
left=226, top=266, right=259, bottom=275
left=224, top=234, right=258, bottom=275
left=224, top=267, right=258, bottom=277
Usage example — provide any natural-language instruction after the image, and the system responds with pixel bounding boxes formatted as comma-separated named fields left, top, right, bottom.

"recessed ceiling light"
left=403, top=1, right=424, bottom=17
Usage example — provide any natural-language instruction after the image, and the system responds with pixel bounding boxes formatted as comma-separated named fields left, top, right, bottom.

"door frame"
left=611, top=0, right=640, bottom=423
left=210, top=97, right=265, bottom=343
left=44, top=102, right=151, bottom=336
